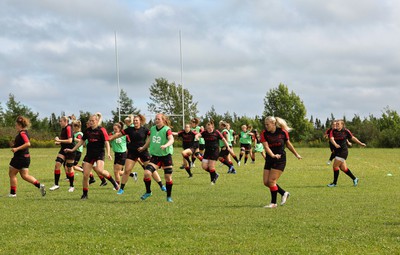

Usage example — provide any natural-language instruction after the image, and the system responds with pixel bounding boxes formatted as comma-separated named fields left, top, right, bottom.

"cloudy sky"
left=1, top=0, right=399, bottom=123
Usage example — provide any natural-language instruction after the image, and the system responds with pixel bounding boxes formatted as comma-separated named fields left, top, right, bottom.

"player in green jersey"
left=140, top=113, right=175, bottom=202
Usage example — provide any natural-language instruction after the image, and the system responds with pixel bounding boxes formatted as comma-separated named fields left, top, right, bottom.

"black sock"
left=166, top=181, right=173, bottom=197
left=210, top=171, right=216, bottom=181
left=157, top=181, right=163, bottom=188
left=144, top=178, right=152, bottom=193
left=271, top=190, right=278, bottom=204
left=344, top=168, right=356, bottom=180
left=276, top=184, right=285, bottom=196
left=120, top=183, right=125, bottom=190
left=129, top=173, right=134, bottom=177
left=333, top=170, right=339, bottom=184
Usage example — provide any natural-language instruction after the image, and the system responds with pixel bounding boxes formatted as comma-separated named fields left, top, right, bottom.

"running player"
left=238, top=125, right=253, bottom=165
left=8, top=116, right=46, bottom=197
left=111, top=114, right=166, bottom=195
left=218, top=121, right=237, bottom=174
left=190, top=117, right=203, bottom=167
left=172, top=124, right=198, bottom=177
left=109, top=121, right=127, bottom=186
left=327, top=119, right=366, bottom=187
left=250, top=129, right=266, bottom=163
left=139, top=113, right=175, bottom=202
left=50, top=116, right=76, bottom=192
left=261, top=116, right=302, bottom=208
left=196, top=119, right=233, bottom=185
left=65, top=112, right=119, bottom=199
left=71, top=119, right=84, bottom=173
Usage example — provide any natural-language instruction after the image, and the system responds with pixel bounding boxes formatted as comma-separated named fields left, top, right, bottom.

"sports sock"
left=144, top=178, right=152, bottom=193
left=166, top=181, right=173, bottom=197
left=270, top=185, right=278, bottom=204
left=343, top=168, right=356, bottom=180
left=54, top=169, right=61, bottom=185
left=276, top=184, right=285, bottom=196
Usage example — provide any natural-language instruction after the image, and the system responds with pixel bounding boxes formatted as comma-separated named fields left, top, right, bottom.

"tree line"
left=1, top=79, right=399, bottom=148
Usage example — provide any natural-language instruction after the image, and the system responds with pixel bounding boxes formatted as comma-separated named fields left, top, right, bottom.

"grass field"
left=0, top=147, right=399, bottom=254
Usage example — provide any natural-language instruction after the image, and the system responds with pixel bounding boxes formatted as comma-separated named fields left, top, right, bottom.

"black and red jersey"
left=121, top=126, right=150, bottom=151
left=201, top=129, right=224, bottom=151
left=83, top=126, right=109, bottom=155
left=60, top=124, right=74, bottom=149
left=178, top=130, right=197, bottom=149
left=329, top=128, right=353, bottom=150
left=13, top=130, right=30, bottom=157
left=260, top=128, right=289, bottom=156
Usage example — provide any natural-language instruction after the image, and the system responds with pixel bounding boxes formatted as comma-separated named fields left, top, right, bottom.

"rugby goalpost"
left=114, top=31, right=185, bottom=128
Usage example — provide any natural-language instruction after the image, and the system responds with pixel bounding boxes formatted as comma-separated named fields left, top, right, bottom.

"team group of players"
left=6, top=113, right=366, bottom=207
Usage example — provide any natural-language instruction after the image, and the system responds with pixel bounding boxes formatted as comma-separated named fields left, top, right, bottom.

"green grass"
left=0, top=148, right=399, bottom=254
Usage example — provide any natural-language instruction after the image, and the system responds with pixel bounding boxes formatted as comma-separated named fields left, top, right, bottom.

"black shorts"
left=83, top=152, right=105, bottom=165
left=127, top=149, right=151, bottom=162
left=149, top=154, right=173, bottom=168
left=264, top=157, right=286, bottom=171
left=114, top=152, right=127, bottom=165
left=218, top=147, right=230, bottom=158
left=334, top=149, right=348, bottom=160
left=203, top=148, right=219, bottom=161
left=240, top=144, right=252, bottom=151
left=199, top=144, right=205, bottom=151
left=10, top=155, right=30, bottom=169
left=73, top=151, right=82, bottom=166
left=193, top=141, right=199, bottom=149
left=58, top=148, right=76, bottom=161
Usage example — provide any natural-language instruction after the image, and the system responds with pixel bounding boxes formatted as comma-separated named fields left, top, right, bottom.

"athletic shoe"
left=117, top=189, right=124, bottom=195
left=179, top=165, right=185, bottom=169
left=251, top=161, right=255, bottom=164
left=237, top=161, right=241, bottom=167
left=192, top=163, right=195, bottom=168
left=281, top=192, right=290, bottom=205
left=161, top=186, right=167, bottom=192
left=89, top=178, right=96, bottom=185
left=167, top=196, right=173, bottom=202
left=132, top=172, right=138, bottom=182
left=140, top=192, right=152, bottom=200
left=264, top=203, right=278, bottom=208
left=211, top=173, right=220, bottom=185
left=49, top=185, right=60, bottom=191
left=327, top=183, right=337, bottom=187
left=230, top=168, right=237, bottom=174
left=113, top=184, right=120, bottom=191
left=40, top=184, right=46, bottom=197
left=326, top=161, right=331, bottom=165
left=81, top=194, right=88, bottom=200
left=68, top=186, right=75, bottom=192
left=188, top=174, right=193, bottom=178
left=353, top=178, right=359, bottom=187
left=99, top=181, right=107, bottom=186
left=8, top=194, right=17, bottom=198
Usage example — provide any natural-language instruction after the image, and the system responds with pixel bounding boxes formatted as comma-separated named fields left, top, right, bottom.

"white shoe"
left=8, top=194, right=17, bottom=198
left=68, top=186, right=75, bottom=192
left=326, top=161, right=331, bottom=165
left=281, top=192, right=290, bottom=205
left=40, top=184, right=46, bottom=196
left=49, top=185, right=60, bottom=191
left=264, top=203, right=277, bottom=208
left=132, top=172, right=138, bottom=182
left=237, top=161, right=241, bottom=166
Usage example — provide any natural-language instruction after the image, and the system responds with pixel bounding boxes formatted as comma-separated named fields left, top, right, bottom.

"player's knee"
left=145, top=164, right=156, bottom=173
left=55, top=157, right=64, bottom=164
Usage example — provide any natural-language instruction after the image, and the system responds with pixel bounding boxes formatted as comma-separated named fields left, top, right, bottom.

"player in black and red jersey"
left=327, top=119, right=366, bottom=187
left=173, top=124, right=198, bottom=177
left=261, top=116, right=302, bottom=208
left=111, top=114, right=166, bottom=195
left=8, top=116, right=46, bottom=197
left=49, top=116, right=76, bottom=192
left=196, top=120, right=233, bottom=185
left=65, top=113, right=119, bottom=199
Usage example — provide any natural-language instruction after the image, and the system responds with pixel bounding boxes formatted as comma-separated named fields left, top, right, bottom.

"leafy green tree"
left=4, top=94, right=40, bottom=128
left=111, top=89, right=140, bottom=123
left=0, top=102, right=4, bottom=126
left=148, top=78, right=198, bottom=129
left=263, top=83, right=313, bottom=142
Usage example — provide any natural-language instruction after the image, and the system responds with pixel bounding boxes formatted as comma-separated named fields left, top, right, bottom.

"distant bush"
left=30, top=139, right=56, bottom=148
